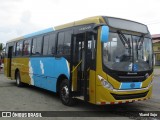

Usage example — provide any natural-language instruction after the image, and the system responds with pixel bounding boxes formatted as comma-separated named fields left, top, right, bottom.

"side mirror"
left=100, top=26, right=109, bottom=43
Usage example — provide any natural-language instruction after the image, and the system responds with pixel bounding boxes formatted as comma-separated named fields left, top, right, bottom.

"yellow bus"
left=4, top=16, right=153, bottom=106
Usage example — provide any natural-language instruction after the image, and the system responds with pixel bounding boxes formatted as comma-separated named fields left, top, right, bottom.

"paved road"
left=154, top=68, right=160, bottom=76
left=0, top=71, right=160, bottom=120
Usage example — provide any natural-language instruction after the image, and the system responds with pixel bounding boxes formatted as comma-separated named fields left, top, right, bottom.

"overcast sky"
left=0, top=0, right=160, bottom=44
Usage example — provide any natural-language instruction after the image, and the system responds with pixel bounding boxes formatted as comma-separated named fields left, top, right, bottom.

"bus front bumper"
left=96, top=84, right=152, bottom=105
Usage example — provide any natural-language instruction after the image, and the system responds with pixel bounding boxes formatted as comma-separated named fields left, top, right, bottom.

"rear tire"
left=59, top=79, right=76, bottom=106
left=16, top=71, right=23, bottom=87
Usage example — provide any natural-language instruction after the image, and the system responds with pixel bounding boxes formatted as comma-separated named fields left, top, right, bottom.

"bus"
left=4, top=16, right=153, bottom=106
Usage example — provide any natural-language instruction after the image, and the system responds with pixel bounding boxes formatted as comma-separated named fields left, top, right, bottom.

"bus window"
left=36, top=37, right=43, bottom=55
left=32, top=37, right=42, bottom=55
left=32, top=38, right=36, bottom=55
left=64, top=30, right=72, bottom=55
left=48, top=33, right=56, bottom=55
left=12, top=43, right=16, bottom=56
left=43, top=35, right=49, bottom=55
left=23, top=39, right=31, bottom=56
left=16, top=41, right=23, bottom=56
left=57, top=32, right=65, bottom=55
left=57, top=30, right=72, bottom=55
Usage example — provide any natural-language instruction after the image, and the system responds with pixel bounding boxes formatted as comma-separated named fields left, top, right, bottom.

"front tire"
left=59, top=79, right=76, bottom=106
left=16, top=71, right=23, bottom=87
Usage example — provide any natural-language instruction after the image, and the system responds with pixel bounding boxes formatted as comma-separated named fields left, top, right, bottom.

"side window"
left=32, top=36, right=42, bottom=55
left=16, top=41, right=23, bottom=56
left=36, top=37, right=43, bottom=55
left=32, top=38, right=37, bottom=55
left=36, top=37, right=42, bottom=54
left=57, top=32, right=65, bottom=55
left=87, top=34, right=96, bottom=60
left=64, top=30, right=72, bottom=55
left=57, top=30, right=72, bottom=55
left=23, top=39, right=31, bottom=56
left=12, top=43, right=16, bottom=56
left=48, top=33, right=56, bottom=55
left=43, top=35, right=49, bottom=55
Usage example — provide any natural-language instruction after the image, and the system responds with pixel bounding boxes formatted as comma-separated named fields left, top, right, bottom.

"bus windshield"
left=103, top=32, right=153, bottom=72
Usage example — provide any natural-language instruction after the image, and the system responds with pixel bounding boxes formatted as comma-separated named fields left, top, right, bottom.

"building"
left=152, top=34, right=160, bottom=66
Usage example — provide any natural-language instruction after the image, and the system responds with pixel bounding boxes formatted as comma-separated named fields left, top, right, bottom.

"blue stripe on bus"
left=29, top=57, right=69, bottom=92
left=24, top=27, right=55, bottom=39
left=120, top=82, right=142, bottom=90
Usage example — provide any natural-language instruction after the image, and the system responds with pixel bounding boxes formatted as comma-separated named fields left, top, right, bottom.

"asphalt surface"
left=0, top=69, right=160, bottom=120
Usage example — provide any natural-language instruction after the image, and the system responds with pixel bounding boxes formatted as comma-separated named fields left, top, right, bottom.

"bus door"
left=70, top=32, right=93, bottom=101
left=7, top=46, right=13, bottom=77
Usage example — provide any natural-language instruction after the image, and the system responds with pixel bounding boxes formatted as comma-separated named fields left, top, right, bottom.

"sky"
left=0, top=0, right=160, bottom=44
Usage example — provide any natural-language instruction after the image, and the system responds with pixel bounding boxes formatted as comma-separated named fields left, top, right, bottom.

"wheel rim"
left=61, top=85, right=69, bottom=103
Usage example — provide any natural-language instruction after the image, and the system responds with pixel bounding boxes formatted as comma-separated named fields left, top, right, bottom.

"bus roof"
left=7, top=16, right=103, bottom=43
left=7, top=16, right=148, bottom=43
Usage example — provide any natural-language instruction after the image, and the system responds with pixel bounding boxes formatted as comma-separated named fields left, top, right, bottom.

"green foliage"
left=0, top=43, right=3, bottom=51
left=0, top=43, right=5, bottom=53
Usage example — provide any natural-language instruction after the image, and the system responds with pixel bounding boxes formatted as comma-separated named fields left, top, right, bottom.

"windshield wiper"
left=137, top=34, right=144, bottom=50
left=127, top=37, right=132, bottom=56
left=117, top=30, right=132, bottom=61
left=135, top=34, right=144, bottom=60
left=117, top=30, right=131, bottom=49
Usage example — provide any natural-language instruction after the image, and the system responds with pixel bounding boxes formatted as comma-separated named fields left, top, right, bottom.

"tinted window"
left=23, top=39, right=31, bottom=56
left=36, top=37, right=43, bottom=54
left=48, top=33, right=56, bottom=55
left=43, top=33, right=56, bottom=55
left=16, top=41, right=23, bottom=56
left=57, top=30, right=72, bottom=55
left=57, top=32, right=65, bottom=54
left=32, top=36, right=42, bottom=55
left=64, top=30, right=72, bottom=55
left=32, top=38, right=37, bottom=55
left=12, top=43, right=16, bottom=56
left=43, top=35, right=49, bottom=55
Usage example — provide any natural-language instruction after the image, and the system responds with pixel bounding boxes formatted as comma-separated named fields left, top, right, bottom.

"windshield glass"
left=103, top=32, right=153, bottom=72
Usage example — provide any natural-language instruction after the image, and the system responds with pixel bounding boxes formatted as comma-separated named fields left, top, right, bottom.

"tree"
left=0, top=43, right=5, bottom=52
left=0, top=43, right=2, bottom=52
left=0, top=43, right=5, bottom=57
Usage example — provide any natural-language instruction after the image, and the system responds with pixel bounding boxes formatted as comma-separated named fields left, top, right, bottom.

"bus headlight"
left=149, top=79, right=153, bottom=86
left=98, top=75, right=113, bottom=90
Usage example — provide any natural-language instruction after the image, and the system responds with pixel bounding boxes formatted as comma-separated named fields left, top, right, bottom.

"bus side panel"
left=11, top=58, right=30, bottom=84
left=4, top=58, right=9, bottom=77
left=20, top=57, right=30, bottom=84
left=88, top=70, right=96, bottom=104
left=29, top=57, right=70, bottom=92
left=11, top=58, right=16, bottom=80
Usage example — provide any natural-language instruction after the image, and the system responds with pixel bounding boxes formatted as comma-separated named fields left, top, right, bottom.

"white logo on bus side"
left=29, top=61, right=34, bottom=85
left=79, top=26, right=92, bottom=31
left=40, top=60, right=44, bottom=75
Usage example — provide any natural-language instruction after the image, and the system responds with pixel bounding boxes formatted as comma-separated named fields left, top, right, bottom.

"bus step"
left=75, top=96, right=84, bottom=100
left=71, top=91, right=81, bottom=96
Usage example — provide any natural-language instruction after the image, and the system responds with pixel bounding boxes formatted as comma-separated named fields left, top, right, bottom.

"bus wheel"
left=60, top=79, right=76, bottom=106
left=16, top=71, right=23, bottom=87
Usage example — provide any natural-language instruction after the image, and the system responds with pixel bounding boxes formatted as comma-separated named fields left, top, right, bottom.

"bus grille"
left=111, top=91, right=148, bottom=100
left=117, top=75, right=145, bottom=82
